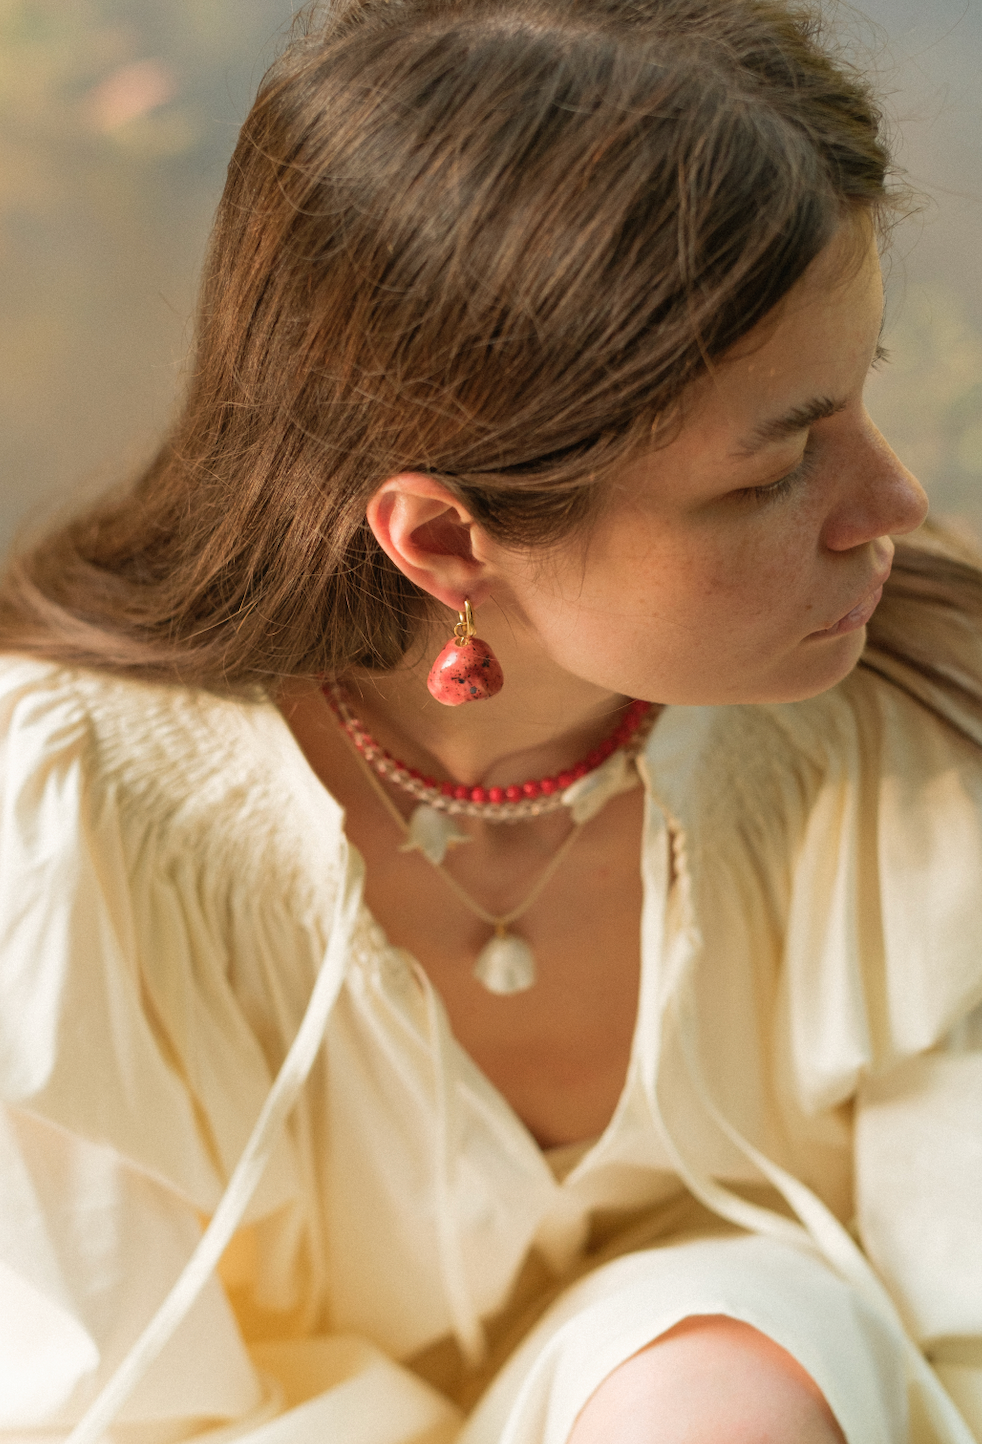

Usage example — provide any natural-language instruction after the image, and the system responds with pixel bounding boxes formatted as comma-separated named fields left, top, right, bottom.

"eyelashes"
left=741, top=448, right=819, bottom=505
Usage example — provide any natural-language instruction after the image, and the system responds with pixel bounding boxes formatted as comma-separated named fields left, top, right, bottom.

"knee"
left=566, top=1314, right=846, bottom=1444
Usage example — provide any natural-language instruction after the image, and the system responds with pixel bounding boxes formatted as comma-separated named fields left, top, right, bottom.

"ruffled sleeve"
left=0, top=658, right=345, bottom=1433
left=770, top=663, right=982, bottom=1426
left=644, top=658, right=982, bottom=1436
left=0, top=659, right=274, bottom=1428
left=0, top=658, right=316, bottom=1216
left=774, top=670, right=982, bottom=1114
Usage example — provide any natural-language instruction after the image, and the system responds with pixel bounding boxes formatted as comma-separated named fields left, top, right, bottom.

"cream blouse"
left=1, top=651, right=982, bottom=1441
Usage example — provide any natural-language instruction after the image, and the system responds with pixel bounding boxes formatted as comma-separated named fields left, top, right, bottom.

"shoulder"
left=647, top=653, right=982, bottom=1105
left=0, top=656, right=345, bottom=1208
left=0, top=653, right=345, bottom=888
left=780, top=663, right=982, bottom=1059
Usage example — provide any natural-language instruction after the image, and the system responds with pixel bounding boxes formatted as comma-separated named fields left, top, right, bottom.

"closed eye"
left=739, top=448, right=818, bottom=505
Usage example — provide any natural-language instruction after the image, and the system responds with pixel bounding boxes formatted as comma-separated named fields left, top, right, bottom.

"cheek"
left=526, top=502, right=821, bottom=673
left=688, top=510, right=818, bottom=621
left=622, top=532, right=789, bottom=638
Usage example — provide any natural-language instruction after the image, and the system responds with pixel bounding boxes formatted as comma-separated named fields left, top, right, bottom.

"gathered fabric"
left=1, top=653, right=982, bottom=1443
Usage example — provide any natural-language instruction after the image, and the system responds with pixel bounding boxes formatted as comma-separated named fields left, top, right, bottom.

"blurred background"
left=0, top=0, right=980, bottom=553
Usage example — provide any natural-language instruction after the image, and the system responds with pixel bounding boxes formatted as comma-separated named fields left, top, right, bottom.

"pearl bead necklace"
left=323, top=682, right=653, bottom=821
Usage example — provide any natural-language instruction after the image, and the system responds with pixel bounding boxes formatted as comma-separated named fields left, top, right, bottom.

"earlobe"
left=366, top=472, right=494, bottom=611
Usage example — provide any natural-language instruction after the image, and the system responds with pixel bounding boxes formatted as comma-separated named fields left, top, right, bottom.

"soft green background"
left=0, top=0, right=980, bottom=551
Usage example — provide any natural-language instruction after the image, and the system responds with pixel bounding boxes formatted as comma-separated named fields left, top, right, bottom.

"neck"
left=343, top=611, right=635, bottom=790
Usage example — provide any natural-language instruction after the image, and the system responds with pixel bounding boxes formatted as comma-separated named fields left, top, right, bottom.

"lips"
left=807, top=576, right=889, bottom=639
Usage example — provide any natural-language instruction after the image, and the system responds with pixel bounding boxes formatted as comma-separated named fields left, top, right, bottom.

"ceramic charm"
left=427, top=636, right=504, bottom=706
left=426, top=600, right=504, bottom=706
left=399, top=804, right=472, bottom=866
left=561, top=749, right=641, bottom=824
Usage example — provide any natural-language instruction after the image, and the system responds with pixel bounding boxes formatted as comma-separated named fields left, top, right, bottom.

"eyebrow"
left=731, top=393, right=849, bottom=457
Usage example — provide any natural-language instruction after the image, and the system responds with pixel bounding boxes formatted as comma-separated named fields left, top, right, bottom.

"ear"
left=365, top=473, right=495, bottom=612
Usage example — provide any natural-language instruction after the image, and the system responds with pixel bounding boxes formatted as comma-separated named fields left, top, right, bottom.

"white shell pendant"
left=473, top=929, right=537, bottom=995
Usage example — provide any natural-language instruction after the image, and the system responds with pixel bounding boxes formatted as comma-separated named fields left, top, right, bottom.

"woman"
left=1, top=1, right=981, bottom=1440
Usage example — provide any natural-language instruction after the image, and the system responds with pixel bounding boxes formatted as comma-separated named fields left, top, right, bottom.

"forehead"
left=678, top=226, right=883, bottom=451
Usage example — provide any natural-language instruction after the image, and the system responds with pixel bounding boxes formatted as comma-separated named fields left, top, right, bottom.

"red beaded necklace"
left=323, top=682, right=654, bottom=822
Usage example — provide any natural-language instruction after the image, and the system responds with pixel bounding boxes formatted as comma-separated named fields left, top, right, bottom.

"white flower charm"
left=473, top=930, right=537, bottom=994
left=399, top=803, right=472, bottom=866
left=561, top=749, right=640, bottom=824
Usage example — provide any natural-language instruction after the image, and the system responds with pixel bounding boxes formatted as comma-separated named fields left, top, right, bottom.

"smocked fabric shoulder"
left=0, top=655, right=346, bottom=1220
left=647, top=665, right=982, bottom=1093
left=628, top=663, right=982, bottom=1260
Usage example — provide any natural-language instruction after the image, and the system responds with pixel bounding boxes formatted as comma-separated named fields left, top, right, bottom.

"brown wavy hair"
left=2, top=0, right=980, bottom=708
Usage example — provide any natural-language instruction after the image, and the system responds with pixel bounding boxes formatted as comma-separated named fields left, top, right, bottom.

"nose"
left=822, top=415, right=928, bottom=554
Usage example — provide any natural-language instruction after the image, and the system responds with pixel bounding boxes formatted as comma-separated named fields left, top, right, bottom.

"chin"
left=749, top=627, right=869, bottom=706
left=657, top=628, right=869, bottom=707
left=588, top=629, right=868, bottom=708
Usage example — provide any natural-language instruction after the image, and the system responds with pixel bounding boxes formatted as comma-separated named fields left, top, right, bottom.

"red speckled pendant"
left=427, top=636, right=504, bottom=705
left=426, top=601, right=504, bottom=706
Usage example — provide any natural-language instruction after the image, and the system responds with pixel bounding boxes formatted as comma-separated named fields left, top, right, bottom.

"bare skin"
left=279, top=225, right=925, bottom=1437
left=568, top=1317, right=846, bottom=1444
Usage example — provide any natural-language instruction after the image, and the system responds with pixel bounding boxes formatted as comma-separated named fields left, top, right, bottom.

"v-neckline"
left=265, top=689, right=682, bottom=1178
left=347, top=785, right=672, bottom=1190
